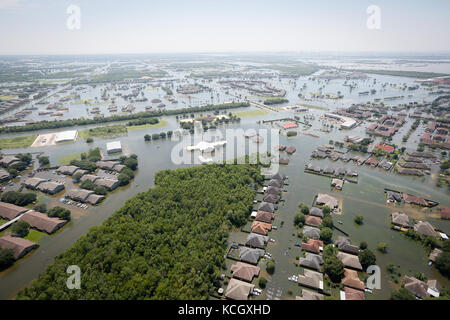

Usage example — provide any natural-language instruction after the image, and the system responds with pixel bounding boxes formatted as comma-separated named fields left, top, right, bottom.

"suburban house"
left=96, top=161, right=124, bottom=172
left=439, top=206, right=450, bottom=220
left=296, top=289, right=324, bottom=300
left=0, top=168, right=10, bottom=182
left=0, top=235, right=38, bottom=260
left=65, top=189, right=105, bottom=205
left=297, top=269, right=323, bottom=290
left=268, top=179, right=283, bottom=188
left=391, top=212, right=410, bottom=228
left=20, top=211, right=67, bottom=234
left=263, top=193, right=279, bottom=204
left=255, top=211, right=274, bottom=224
left=36, top=181, right=65, bottom=194
left=429, top=248, right=443, bottom=263
left=303, top=226, right=321, bottom=239
left=337, top=252, right=363, bottom=270
left=299, top=253, right=323, bottom=272
left=80, top=174, right=101, bottom=183
left=239, top=247, right=265, bottom=265
left=230, top=262, right=260, bottom=282
left=269, top=172, right=285, bottom=181
left=24, top=177, right=47, bottom=190
left=403, top=193, right=428, bottom=206
left=331, top=178, right=344, bottom=190
left=225, top=278, right=254, bottom=300
left=0, top=201, right=28, bottom=220
left=414, top=221, right=436, bottom=237
left=309, top=207, right=324, bottom=218
left=301, top=239, right=323, bottom=254
left=342, top=269, right=365, bottom=291
left=258, top=202, right=276, bottom=213
left=340, top=286, right=365, bottom=300
left=251, top=221, right=272, bottom=235
left=94, top=178, right=120, bottom=191
left=57, top=165, right=83, bottom=176
left=264, top=186, right=281, bottom=195
left=245, top=233, right=268, bottom=249
left=403, top=276, right=441, bottom=299
left=315, top=193, right=338, bottom=210
left=335, top=236, right=360, bottom=255
left=0, top=156, right=19, bottom=168
left=305, top=215, right=322, bottom=227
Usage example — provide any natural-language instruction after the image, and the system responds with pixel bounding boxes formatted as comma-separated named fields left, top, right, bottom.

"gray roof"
left=335, top=236, right=360, bottom=255
left=303, top=226, right=321, bottom=239
left=391, top=212, right=409, bottom=228
left=258, top=202, right=275, bottom=213
left=245, top=233, right=268, bottom=249
left=309, top=207, right=324, bottom=218
left=239, top=247, right=265, bottom=265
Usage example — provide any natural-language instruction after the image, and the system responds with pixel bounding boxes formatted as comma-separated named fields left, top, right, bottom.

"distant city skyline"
left=0, top=0, right=449, bottom=55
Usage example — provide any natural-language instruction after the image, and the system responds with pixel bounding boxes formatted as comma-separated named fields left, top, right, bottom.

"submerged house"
left=414, top=221, right=436, bottom=237
left=335, top=236, right=360, bottom=255
left=239, top=247, right=265, bottom=265
left=337, top=252, right=363, bottom=270
left=258, top=202, right=276, bottom=213
left=225, top=278, right=254, bottom=300
left=0, top=235, right=37, bottom=260
left=391, top=212, right=410, bottom=228
left=20, top=211, right=67, bottom=234
left=251, top=221, right=272, bottom=235
left=230, top=262, right=260, bottom=282
left=297, top=269, right=323, bottom=290
left=245, top=233, right=268, bottom=249
left=0, top=201, right=28, bottom=220
left=303, top=226, right=321, bottom=239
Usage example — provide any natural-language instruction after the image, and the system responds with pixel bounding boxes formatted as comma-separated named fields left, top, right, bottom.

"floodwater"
left=0, top=71, right=449, bottom=300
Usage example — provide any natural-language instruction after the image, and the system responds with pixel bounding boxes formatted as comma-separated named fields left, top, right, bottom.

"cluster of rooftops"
left=0, top=201, right=69, bottom=261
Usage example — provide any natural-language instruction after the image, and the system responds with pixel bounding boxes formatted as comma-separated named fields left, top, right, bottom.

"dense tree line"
left=17, top=163, right=262, bottom=300
left=0, top=102, right=249, bottom=134
left=1, top=191, right=36, bottom=206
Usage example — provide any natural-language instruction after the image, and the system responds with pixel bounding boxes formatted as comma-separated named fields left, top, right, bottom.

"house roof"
left=94, top=178, right=119, bottom=190
left=305, top=215, right=322, bottom=227
left=429, top=248, right=443, bottom=263
left=20, top=211, right=67, bottom=234
left=245, top=233, right=268, bottom=249
left=301, top=239, right=323, bottom=254
left=299, top=253, right=323, bottom=271
left=230, top=262, right=260, bottom=282
left=268, top=179, right=283, bottom=188
left=316, top=193, right=338, bottom=208
left=96, top=161, right=120, bottom=170
left=414, top=221, right=436, bottom=237
left=0, top=201, right=28, bottom=220
left=403, top=193, right=428, bottom=206
left=335, top=236, right=360, bottom=255
left=37, top=181, right=65, bottom=194
left=262, top=193, right=279, bottom=204
left=225, top=278, right=254, bottom=300
left=255, top=211, right=274, bottom=223
left=337, top=252, right=362, bottom=270
left=343, top=286, right=365, bottom=300
left=309, top=207, right=324, bottom=218
left=0, top=235, right=37, bottom=260
left=392, top=212, right=409, bottom=228
left=303, top=226, right=320, bottom=239
left=439, top=206, right=450, bottom=219
left=240, top=247, right=264, bottom=265
left=80, top=174, right=100, bottom=182
left=375, top=144, right=395, bottom=153
left=296, top=289, right=324, bottom=300
left=251, top=221, right=272, bottom=235
left=403, top=276, right=429, bottom=299
left=258, top=202, right=275, bottom=213
left=342, top=269, right=365, bottom=291
left=57, top=165, right=80, bottom=175
left=24, top=177, right=47, bottom=188
left=297, top=269, right=323, bottom=290
left=66, top=189, right=94, bottom=202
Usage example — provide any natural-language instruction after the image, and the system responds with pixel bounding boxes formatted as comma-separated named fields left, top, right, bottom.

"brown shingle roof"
left=342, top=268, right=365, bottom=291
left=251, top=221, right=272, bottom=235
left=255, top=210, right=274, bottom=223
left=0, top=201, right=27, bottom=220
left=20, top=211, right=67, bottom=234
left=0, top=235, right=37, bottom=259
left=230, top=262, right=260, bottom=282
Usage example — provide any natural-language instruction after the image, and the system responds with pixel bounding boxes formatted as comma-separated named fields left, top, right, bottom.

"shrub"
left=359, top=249, right=376, bottom=270
left=33, top=203, right=47, bottom=213
left=11, top=220, right=30, bottom=237
left=1, top=191, right=36, bottom=206
left=47, top=206, right=71, bottom=220
left=0, top=248, right=14, bottom=271
left=258, top=277, right=267, bottom=289
left=266, top=259, right=275, bottom=275
left=320, top=227, right=333, bottom=243
left=354, top=215, right=364, bottom=225
left=377, top=242, right=388, bottom=253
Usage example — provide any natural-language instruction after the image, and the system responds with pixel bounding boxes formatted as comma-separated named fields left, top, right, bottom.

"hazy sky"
left=0, top=0, right=449, bottom=55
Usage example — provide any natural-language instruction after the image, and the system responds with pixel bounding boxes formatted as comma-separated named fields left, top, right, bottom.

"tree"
left=435, top=251, right=450, bottom=279
left=300, top=204, right=309, bottom=215
left=266, top=259, right=275, bottom=275
left=322, top=216, right=334, bottom=228
left=293, top=212, right=305, bottom=227
left=1, top=191, right=36, bottom=206
left=94, top=186, right=107, bottom=196
left=47, top=206, right=71, bottom=220
left=38, top=156, right=49, bottom=166
left=322, top=206, right=331, bottom=216
left=391, top=288, right=415, bottom=300
left=144, top=134, right=151, bottom=141
left=11, top=220, right=30, bottom=237
left=324, top=256, right=345, bottom=283
left=118, top=173, right=131, bottom=186
left=359, top=241, right=368, bottom=250
left=354, top=215, right=364, bottom=225
left=359, top=249, right=376, bottom=270
left=124, top=158, right=138, bottom=170
left=377, top=242, right=388, bottom=253
left=320, top=227, right=333, bottom=243
left=86, top=137, right=94, bottom=143
left=258, top=277, right=267, bottom=289
left=33, top=203, right=47, bottom=213
left=72, top=172, right=83, bottom=181
left=0, top=248, right=14, bottom=271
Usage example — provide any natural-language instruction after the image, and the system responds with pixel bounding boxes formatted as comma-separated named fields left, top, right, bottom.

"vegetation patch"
left=0, top=135, right=37, bottom=149
left=79, top=125, right=128, bottom=140
left=58, top=153, right=81, bottom=165
left=234, top=109, right=269, bottom=118
left=17, top=163, right=262, bottom=299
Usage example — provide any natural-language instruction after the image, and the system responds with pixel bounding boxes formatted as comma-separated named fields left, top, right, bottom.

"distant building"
left=55, top=130, right=78, bottom=143
left=0, top=201, right=28, bottom=220
left=20, top=211, right=67, bottom=234
left=106, top=141, right=122, bottom=154
left=0, top=235, right=37, bottom=260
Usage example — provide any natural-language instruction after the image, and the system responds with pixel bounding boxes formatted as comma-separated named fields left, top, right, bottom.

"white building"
left=106, top=141, right=122, bottom=154
left=55, top=130, right=78, bottom=143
